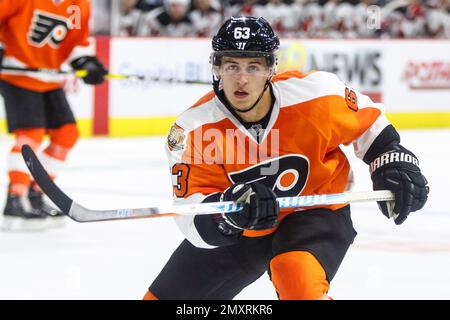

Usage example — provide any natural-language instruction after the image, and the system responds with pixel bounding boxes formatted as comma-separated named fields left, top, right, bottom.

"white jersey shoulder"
left=274, top=71, right=345, bottom=107
left=274, top=71, right=383, bottom=112
left=174, top=93, right=226, bottom=134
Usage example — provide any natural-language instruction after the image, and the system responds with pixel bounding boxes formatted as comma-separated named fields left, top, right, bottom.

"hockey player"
left=0, top=0, right=108, bottom=230
left=144, top=16, right=429, bottom=300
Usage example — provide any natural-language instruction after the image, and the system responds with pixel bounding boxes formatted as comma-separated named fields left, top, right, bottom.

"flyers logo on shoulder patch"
left=168, top=124, right=186, bottom=151
left=28, top=10, right=70, bottom=48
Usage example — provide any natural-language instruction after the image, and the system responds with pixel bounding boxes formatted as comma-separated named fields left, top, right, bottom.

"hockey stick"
left=0, top=66, right=211, bottom=84
left=21, top=145, right=394, bottom=223
left=0, top=65, right=143, bottom=80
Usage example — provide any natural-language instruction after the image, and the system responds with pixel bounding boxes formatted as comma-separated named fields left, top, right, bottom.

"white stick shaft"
left=68, top=190, right=394, bottom=222
left=176, top=190, right=394, bottom=216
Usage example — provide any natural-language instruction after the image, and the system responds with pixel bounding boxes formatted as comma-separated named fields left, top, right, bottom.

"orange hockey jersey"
left=166, top=70, right=391, bottom=248
left=0, top=0, right=91, bottom=92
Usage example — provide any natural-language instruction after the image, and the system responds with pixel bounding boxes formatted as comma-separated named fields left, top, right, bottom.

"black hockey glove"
left=70, top=56, right=108, bottom=85
left=370, top=144, right=429, bottom=225
left=220, top=182, right=279, bottom=231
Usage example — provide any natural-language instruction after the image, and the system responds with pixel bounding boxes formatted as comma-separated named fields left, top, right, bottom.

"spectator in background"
left=91, top=0, right=111, bottom=35
left=189, top=0, right=223, bottom=36
left=424, top=0, right=450, bottom=38
left=228, top=0, right=265, bottom=17
left=140, top=0, right=195, bottom=36
left=326, top=0, right=358, bottom=38
left=384, top=0, right=426, bottom=38
left=119, top=0, right=145, bottom=36
left=380, top=0, right=422, bottom=38
left=136, top=0, right=165, bottom=11
left=116, top=0, right=450, bottom=39
left=256, top=0, right=299, bottom=36
left=287, top=0, right=306, bottom=37
left=322, top=0, right=341, bottom=32
left=401, top=0, right=426, bottom=38
left=298, top=0, right=324, bottom=37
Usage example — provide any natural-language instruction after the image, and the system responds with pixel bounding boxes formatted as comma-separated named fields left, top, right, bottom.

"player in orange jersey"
left=143, top=16, right=429, bottom=300
left=0, top=0, right=107, bottom=231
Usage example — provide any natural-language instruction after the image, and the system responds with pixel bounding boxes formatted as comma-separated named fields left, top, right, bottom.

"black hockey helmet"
left=211, top=16, right=280, bottom=70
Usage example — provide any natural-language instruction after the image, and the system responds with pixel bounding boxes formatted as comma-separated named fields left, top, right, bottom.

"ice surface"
left=0, top=129, right=449, bottom=300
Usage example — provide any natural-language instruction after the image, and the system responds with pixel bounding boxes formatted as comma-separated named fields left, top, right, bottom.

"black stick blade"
left=21, top=144, right=73, bottom=215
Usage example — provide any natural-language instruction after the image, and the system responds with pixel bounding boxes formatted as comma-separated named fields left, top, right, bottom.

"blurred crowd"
left=91, top=0, right=450, bottom=38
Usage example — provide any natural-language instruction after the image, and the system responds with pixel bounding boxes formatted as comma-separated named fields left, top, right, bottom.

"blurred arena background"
left=0, top=0, right=449, bottom=300
left=2, top=0, right=450, bottom=136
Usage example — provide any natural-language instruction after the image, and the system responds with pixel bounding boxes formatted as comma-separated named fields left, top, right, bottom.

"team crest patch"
left=168, top=124, right=186, bottom=151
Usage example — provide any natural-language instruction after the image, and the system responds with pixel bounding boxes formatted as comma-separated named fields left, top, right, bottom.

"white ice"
left=0, top=129, right=449, bottom=300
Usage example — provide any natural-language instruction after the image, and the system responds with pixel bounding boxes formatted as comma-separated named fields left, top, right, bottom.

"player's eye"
left=223, top=64, right=240, bottom=74
left=247, top=65, right=261, bottom=74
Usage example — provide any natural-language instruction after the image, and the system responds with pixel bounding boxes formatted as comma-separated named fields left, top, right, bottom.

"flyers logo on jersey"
left=228, top=155, right=310, bottom=197
left=28, top=10, right=70, bottom=48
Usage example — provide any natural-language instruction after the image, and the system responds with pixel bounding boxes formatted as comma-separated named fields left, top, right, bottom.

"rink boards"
left=1, top=38, right=450, bottom=136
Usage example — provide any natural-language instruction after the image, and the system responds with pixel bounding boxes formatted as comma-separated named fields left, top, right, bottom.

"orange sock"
left=38, top=123, right=79, bottom=180
left=270, top=251, right=331, bottom=300
left=143, top=290, right=158, bottom=300
left=8, top=128, right=45, bottom=196
left=47, top=123, right=79, bottom=152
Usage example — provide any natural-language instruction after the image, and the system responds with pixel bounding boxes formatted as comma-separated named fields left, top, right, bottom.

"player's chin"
left=232, top=99, right=255, bottom=112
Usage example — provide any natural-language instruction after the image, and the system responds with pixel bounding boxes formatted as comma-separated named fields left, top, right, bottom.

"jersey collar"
left=214, top=83, right=281, bottom=145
